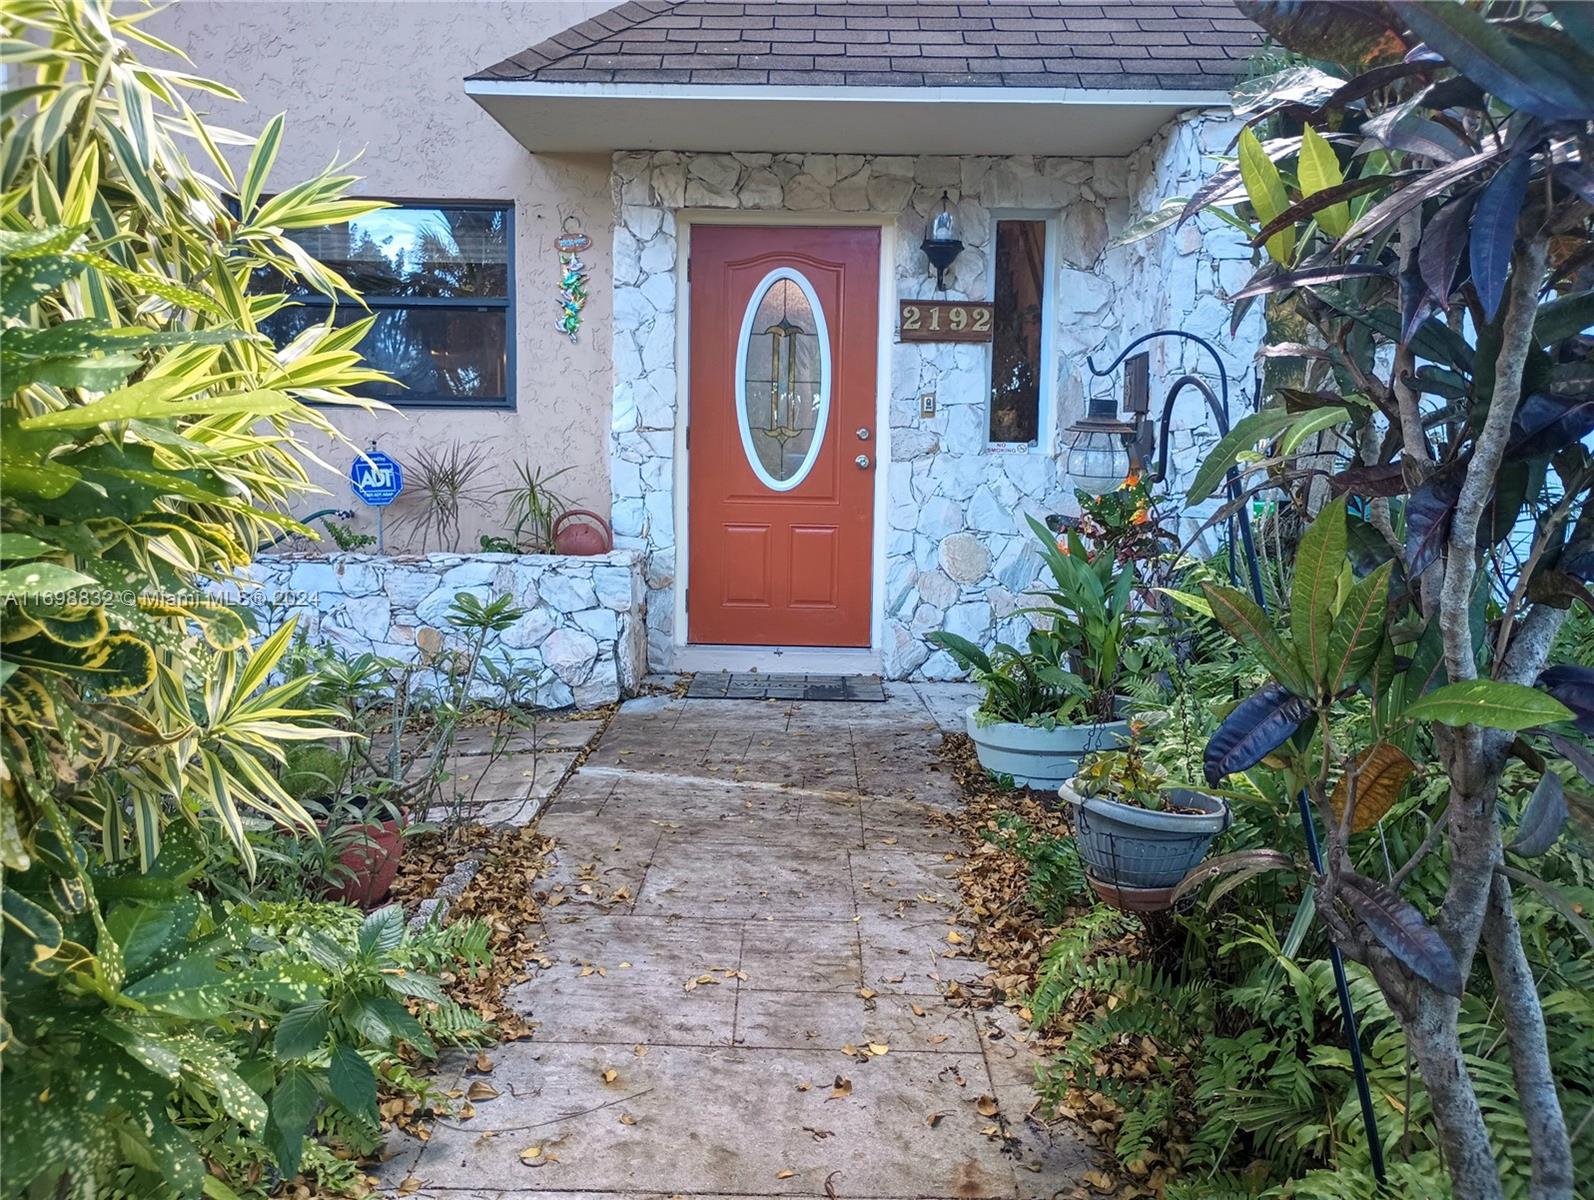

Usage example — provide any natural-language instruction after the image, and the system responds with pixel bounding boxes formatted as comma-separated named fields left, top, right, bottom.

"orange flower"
left=1131, top=504, right=1149, bottom=525
left=1056, top=537, right=1070, bottom=555
left=1120, top=470, right=1142, bottom=489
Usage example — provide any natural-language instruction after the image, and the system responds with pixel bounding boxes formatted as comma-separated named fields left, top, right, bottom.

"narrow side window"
left=988, top=218, right=1047, bottom=447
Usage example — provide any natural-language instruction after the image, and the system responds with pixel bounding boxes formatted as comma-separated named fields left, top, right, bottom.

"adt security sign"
left=350, top=450, right=403, bottom=507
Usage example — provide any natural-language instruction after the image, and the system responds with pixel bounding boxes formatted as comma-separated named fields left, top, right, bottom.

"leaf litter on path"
left=933, top=734, right=1185, bottom=1196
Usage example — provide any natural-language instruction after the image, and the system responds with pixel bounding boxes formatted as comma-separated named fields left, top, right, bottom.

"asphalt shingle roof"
left=470, top=1, right=1264, bottom=91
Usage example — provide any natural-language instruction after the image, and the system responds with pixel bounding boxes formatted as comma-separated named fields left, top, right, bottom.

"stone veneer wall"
left=240, top=551, right=646, bottom=709
left=609, top=113, right=1263, bottom=679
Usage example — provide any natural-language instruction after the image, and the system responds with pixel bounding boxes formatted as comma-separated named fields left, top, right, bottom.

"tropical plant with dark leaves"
left=1150, top=5, right=1594, bottom=1198
left=1009, top=575, right=1594, bottom=1193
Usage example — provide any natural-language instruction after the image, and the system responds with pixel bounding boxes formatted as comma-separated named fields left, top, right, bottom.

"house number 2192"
left=897, top=300, right=994, bottom=343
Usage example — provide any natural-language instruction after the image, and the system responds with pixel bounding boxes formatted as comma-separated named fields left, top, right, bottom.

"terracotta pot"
left=1084, top=873, right=1178, bottom=913
left=552, top=509, right=613, bottom=556
left=317, top=816, right=405, bottom=908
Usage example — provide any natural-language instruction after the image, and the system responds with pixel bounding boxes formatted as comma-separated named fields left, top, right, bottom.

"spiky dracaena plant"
left=1125, top=5, right=1594, bottom=1199
left=0, top=0, right=411, bottom=1192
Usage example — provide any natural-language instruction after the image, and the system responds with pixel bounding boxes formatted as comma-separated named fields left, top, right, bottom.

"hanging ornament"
left=555, top=217, right=592, bottom=343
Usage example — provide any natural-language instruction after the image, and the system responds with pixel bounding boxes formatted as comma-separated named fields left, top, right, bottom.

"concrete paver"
left=738, top=919, right=862, bottom=993
left=383, top=682, right=1091, bottom=1198
left=410, top=1042, right=1018, bottom=1197
left=733, top=990, right=983, bottom=1054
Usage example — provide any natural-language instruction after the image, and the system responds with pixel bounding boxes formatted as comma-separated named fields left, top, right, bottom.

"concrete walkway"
left=384, top=684, right=1087, bottom=1199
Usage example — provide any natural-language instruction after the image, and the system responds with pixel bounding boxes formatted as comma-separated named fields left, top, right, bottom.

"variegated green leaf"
left=1298, top=123, right=1350, bottom=238
left=1291, top=496, right=1348, bottom=695
left=2, top=885, right=63, bottom=962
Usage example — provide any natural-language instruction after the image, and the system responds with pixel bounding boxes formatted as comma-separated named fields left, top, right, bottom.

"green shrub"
left=0, top=3, right=490, bottom=1194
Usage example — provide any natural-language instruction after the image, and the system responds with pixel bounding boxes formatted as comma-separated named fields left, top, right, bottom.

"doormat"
left=684, top=672, right=886, bottom=702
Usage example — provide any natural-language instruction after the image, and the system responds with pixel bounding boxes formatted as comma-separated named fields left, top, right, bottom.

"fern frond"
left=1029, top=906, right=1139, bottom=1027
left=1112, top=1081, right=1174, bottom=1167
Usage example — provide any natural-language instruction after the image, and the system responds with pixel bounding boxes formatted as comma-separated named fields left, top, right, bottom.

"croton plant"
left=1149, top=4, right=1593, bottom=1199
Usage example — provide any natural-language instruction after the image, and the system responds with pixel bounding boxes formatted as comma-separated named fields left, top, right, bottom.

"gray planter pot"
left=964, top=706, right=1131, bottom=790
left=1059, top=779, right=1231, bottom=890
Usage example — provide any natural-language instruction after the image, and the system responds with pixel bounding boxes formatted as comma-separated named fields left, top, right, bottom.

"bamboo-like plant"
left=0, top=1, right=417, bottom=1191
left=1, top=0, right=396, bottom=873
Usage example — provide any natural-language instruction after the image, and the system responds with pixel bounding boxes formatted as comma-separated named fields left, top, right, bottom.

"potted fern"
left=929, top=516, right=1145, bottom=788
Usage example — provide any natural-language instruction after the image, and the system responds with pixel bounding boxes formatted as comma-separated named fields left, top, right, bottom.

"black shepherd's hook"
left=1086, top=329, right=1386, bottom=1186
left=1086, top=329, right=1265, bottom=605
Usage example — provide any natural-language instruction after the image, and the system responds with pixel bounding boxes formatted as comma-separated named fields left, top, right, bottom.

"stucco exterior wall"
left=145, top=1, right=615, bottom=553
left=610, top=119, right=1264, bottom=678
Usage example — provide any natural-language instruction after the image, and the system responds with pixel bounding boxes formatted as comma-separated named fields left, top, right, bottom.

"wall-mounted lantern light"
left=920, top=191, right=964, bottom=291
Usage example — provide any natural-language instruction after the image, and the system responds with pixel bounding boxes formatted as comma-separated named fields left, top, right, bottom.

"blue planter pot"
left=1059, top=780, right=1230, bottom=890
left=964, top=706, right=1130, bottom=790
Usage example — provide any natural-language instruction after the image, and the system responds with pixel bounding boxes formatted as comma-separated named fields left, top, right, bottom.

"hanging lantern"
left=920, top=191, right=964, bottom=291
left=1064, top=392, right=1137, bottom=494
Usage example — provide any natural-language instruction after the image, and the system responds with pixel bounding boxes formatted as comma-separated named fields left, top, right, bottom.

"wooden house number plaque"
left=897, top=299, right=993, bottom=343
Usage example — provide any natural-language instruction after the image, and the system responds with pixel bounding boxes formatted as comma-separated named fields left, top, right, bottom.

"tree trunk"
left=1384, top=233, right=1556, bottom=1200
left=1405, top=994, right=1505, bottom=1200
left=1483, top=871, right=1575, bottom=1200
left=1406, top=769, right=1509, bottom=1200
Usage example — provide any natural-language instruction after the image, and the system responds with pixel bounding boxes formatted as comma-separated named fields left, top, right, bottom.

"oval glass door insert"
left=734, top=267, right=831, bottom=491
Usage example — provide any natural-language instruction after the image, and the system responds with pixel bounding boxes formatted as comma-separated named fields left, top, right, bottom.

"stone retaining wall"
left=239, top=551, right=646, bottom=709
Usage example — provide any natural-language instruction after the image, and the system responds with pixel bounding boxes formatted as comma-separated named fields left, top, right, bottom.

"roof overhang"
left=465, top=81, right=1230, bottom=157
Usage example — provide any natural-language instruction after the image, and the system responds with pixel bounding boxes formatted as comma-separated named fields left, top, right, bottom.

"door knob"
left=855, top=454, right=871, bottom=469
left=856, top=427, right=871, bottom=440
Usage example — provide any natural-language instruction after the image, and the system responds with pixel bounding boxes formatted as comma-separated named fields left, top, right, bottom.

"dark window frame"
left=277, top=197, right=516, bottom=411
left=986, top=214, right=1054, bottom=451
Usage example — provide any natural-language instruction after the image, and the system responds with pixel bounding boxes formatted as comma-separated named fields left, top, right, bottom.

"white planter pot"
left=964, top=705, right=1131, bottom=790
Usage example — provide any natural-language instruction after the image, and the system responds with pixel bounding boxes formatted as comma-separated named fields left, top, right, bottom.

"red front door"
left=688, top=225, right=879, bottom=647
